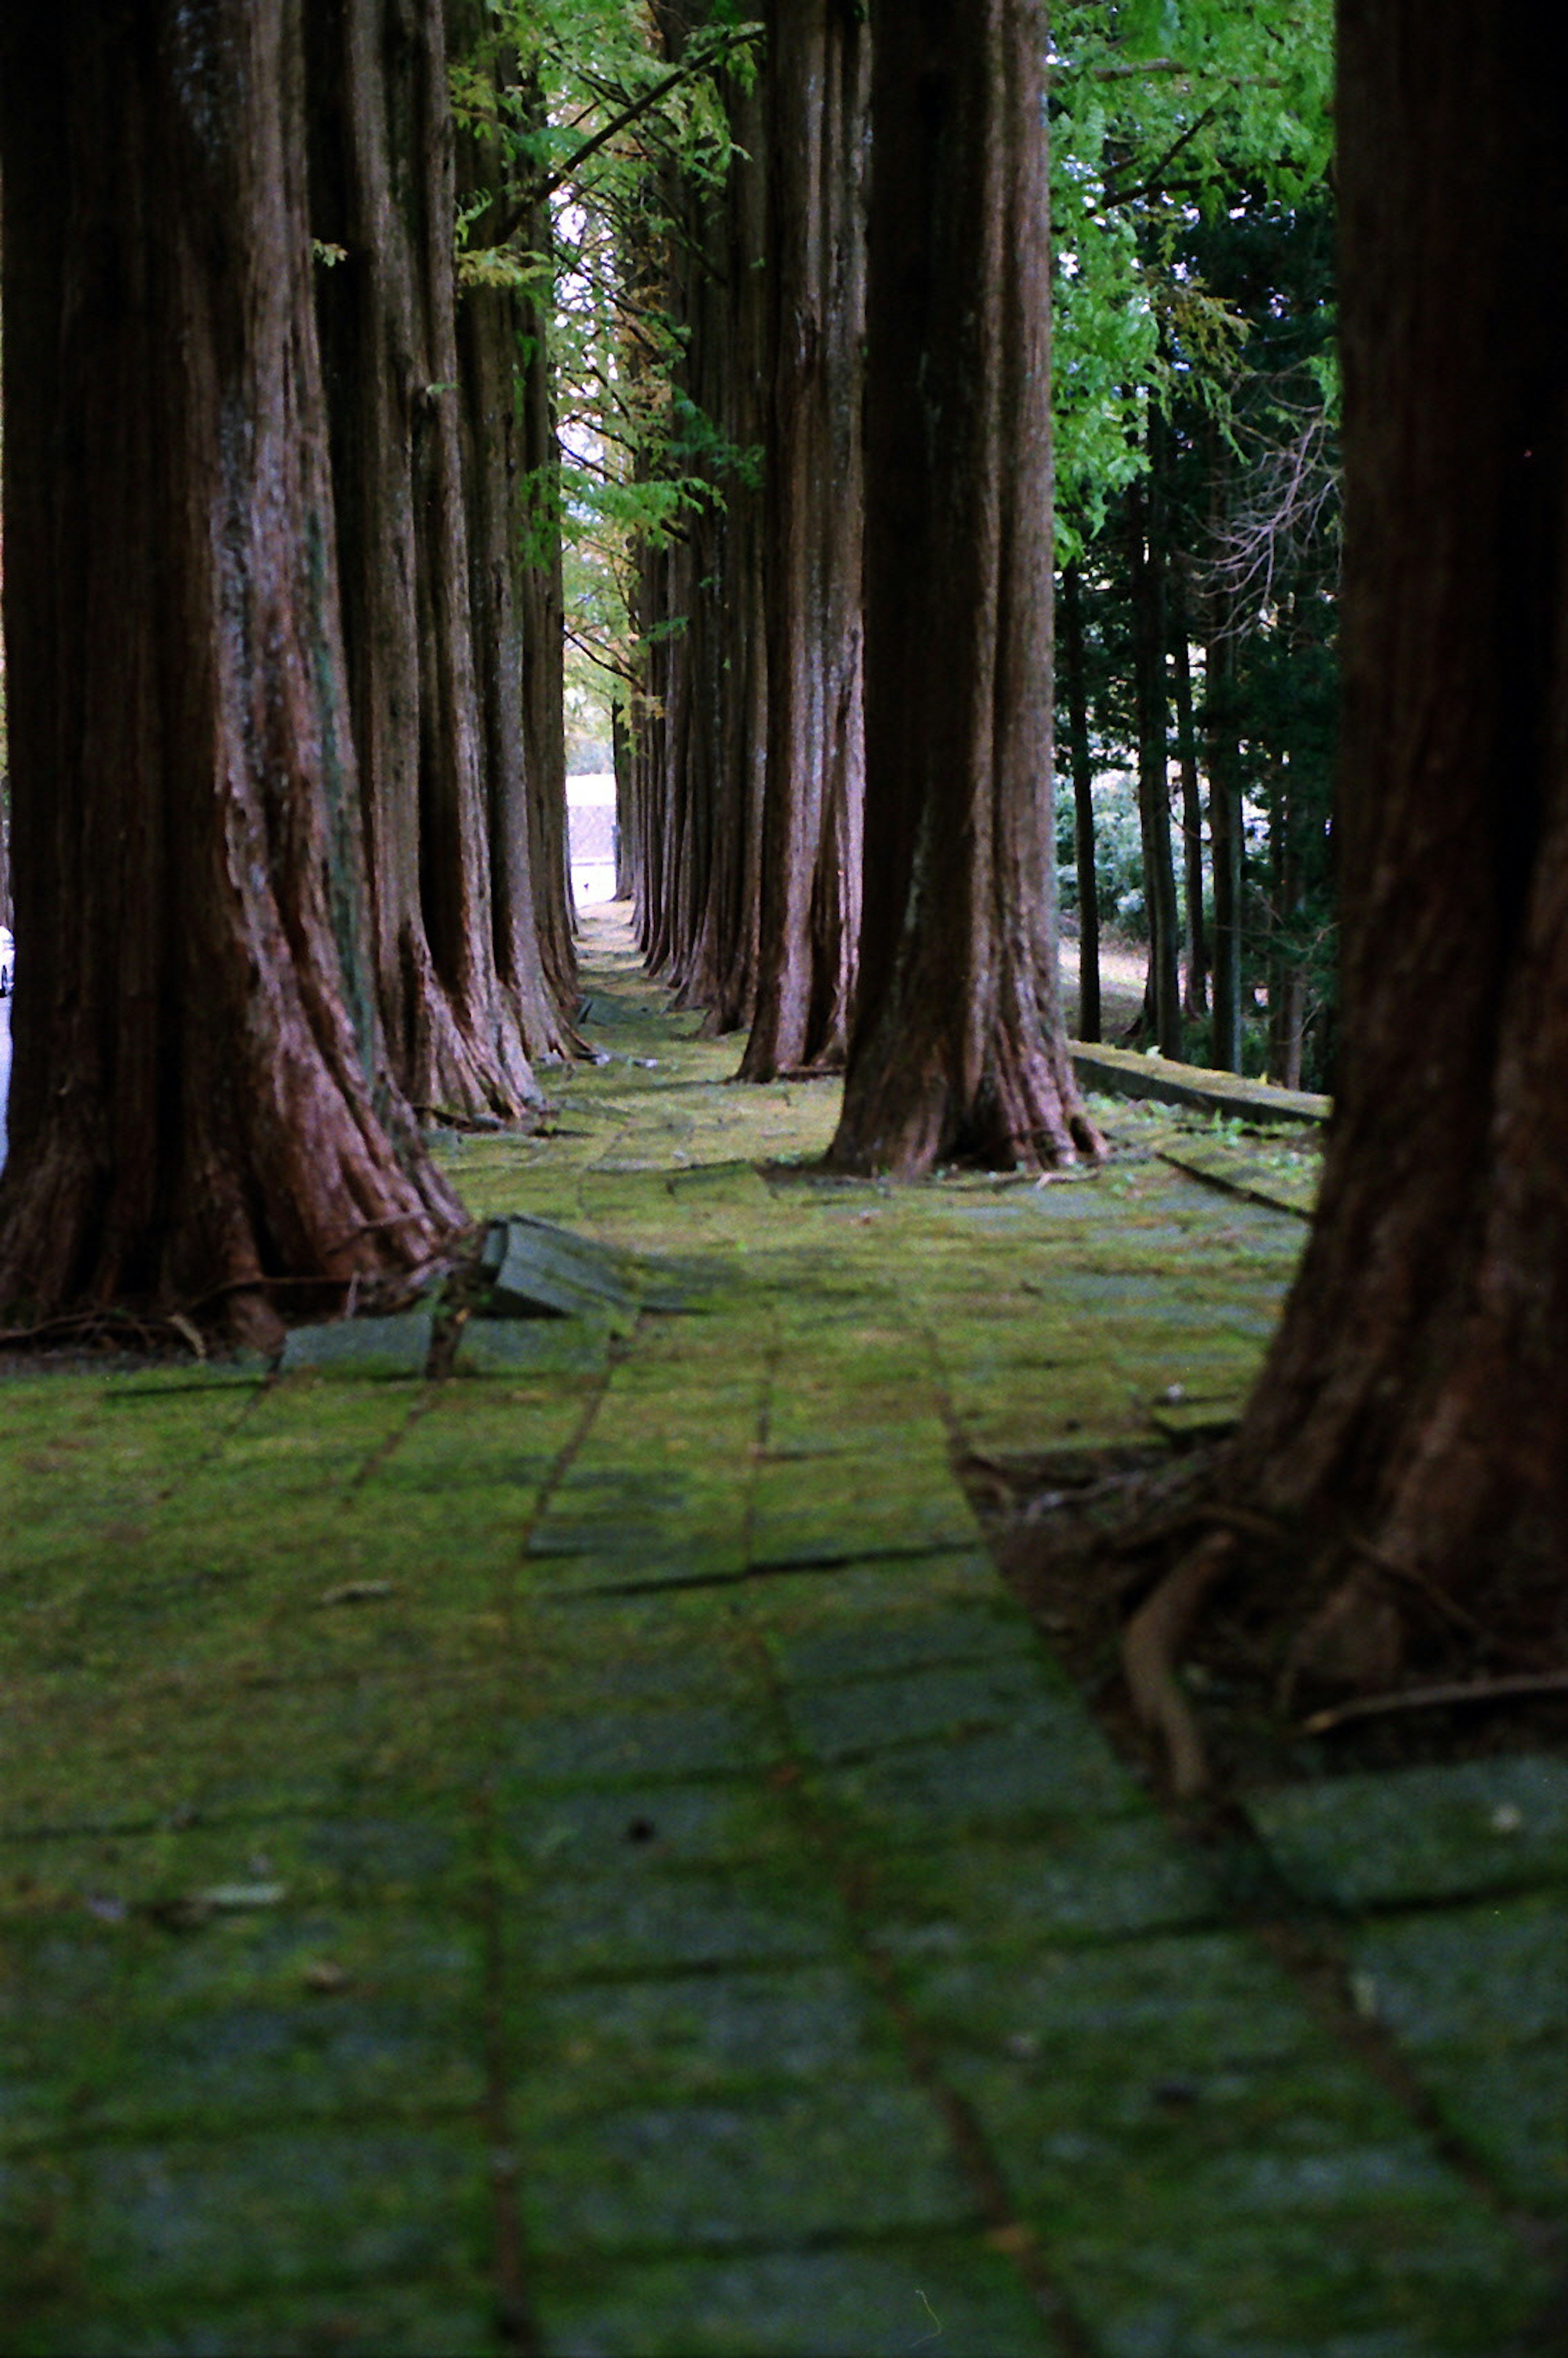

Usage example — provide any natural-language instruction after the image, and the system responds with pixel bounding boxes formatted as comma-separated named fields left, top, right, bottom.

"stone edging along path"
left=1, top=906, right=1561, bottom=2355
left=1070, top=1039, right=1331, bottom=1128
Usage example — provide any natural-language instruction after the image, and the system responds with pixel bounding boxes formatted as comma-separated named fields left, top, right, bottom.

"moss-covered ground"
left=2, top=907, right=1562, bottom=2354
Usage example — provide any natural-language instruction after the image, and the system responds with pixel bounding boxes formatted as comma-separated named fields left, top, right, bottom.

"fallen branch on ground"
left=1301, top=1669, right=1568, bottom=1736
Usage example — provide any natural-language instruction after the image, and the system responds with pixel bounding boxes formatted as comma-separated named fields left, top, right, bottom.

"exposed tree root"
left=1120, top=1529, right=1239, bottom=1797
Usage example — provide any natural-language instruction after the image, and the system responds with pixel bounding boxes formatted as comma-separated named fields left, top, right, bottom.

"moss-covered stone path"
left=3, top=908, right=1564, bottom=2354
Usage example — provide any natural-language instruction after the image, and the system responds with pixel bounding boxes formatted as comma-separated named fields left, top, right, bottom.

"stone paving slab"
left=2, top=906, right=1562, bottom=2354
left=531, top=2237, right=1059, bottom=2358
left=1246, top=1756, right=1568, bottom=1908
left=278, top=1311, right=435, bottom=1380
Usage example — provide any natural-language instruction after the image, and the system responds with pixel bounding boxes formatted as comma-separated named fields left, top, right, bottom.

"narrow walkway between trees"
left=3, top=906, right=1563, bottom=2354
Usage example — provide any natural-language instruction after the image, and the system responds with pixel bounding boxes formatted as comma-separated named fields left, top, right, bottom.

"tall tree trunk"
left=1267, top=755, right=1305, bottom=1087
left=1171, top=570, right=1210, bottom=1022
left=740, top=0, right=869, bottom=1081
left=1222, top=0, right=1568, bottom=1650
left=1060, top=558, right=1102, bottom=1043
left=1127, top=473, right=1183, bottom=1056
left=829, top=0, right=1099, bottom=1175
left=661, top=17, right=768, bottom=1033
left=1204, top=605, right=1245, bottom=1072
left=0, top=0, right=461, bottom=1339
left=517, top=219, right=577, bottom=1018
left=448, top=10, right=577, bottom=1061
left=612, top=700, right=634, bottom=901
left=308, top=0, right=537, bottom=1121
left=620, top=4, right=766, bottom=1030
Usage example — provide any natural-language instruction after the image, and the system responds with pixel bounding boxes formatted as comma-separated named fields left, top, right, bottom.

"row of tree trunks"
left=628, top=2, right=767, bottom=1033
left=738, top=0, right=869, bottom=1080
left=306, top=0, right=544, bottom=1121
left=449, top=8, right=577, bottom=1055
left=0, top=0, right=462, bottom=1339
left=829, top=0, right=1098, bottom=1175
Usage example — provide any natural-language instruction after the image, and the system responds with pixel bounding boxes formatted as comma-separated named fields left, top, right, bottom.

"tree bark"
left=0, top=0, right=461, bottom=1338
left=308, top=0, right=538, bottom=1121
left=1204, top=604, right=1245, bottom=1072
left=829, top=0, right=1099, bottom=1175
left=1127, top=473, right=1183, bottom=1057
left=1060, top=559, right=1102, bottom=1043
left=1224, top=0, right=1568, bottom=1638
left=740, top=0, right=869, bottom=1081
left=1266, top=754, right=1305, bottom=1088
left=641, top=6, right=768, bottom=1034
left=1171, top=570, right=1210, bottom=1022
left=448, top=11, right=578, bottom=1061
left=517, top=201, right=577, bottom=1019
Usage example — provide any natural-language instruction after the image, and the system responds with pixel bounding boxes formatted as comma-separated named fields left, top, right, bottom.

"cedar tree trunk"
left=516, top=186, right=577, bottom=1019
left=1127, top=474, right=1183, bottom=1057
left=653, top=11, right=768, bottom=1033
left=1225, top=0, right=1568, bottom=1642
left=0, top=0, right=461, bottom=1339
left=447, top=11, right=577, bottom=1059
left=1172, top=573, right=1210, bottom=1021
left=831, top=0, right=1098, bottom=1173
left=308, top=0, right=538, bottom=1121
left=740, top=0, right=869, bottom=1080
left=1060, top=559, right=1102, bottom=1043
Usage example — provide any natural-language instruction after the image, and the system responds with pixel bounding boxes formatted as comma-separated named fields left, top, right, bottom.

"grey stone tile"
left=862, top=1819, right=1219, bottom=1955
left=502, top=1702, right=777, bottom=1786
left=278, top=1313, right=434, bottom=1381
left=515, top=1966, right=895, bottom=2111
left=1352, top=1894, right=1568, bottom=2049
left=519, top=2085, right=975, bottom=2257
left=454, top=1318, right=610, bottom=1377
left=516, top=1867, right=844, bottom=1982
left=1246, top=1757, right=1568, bottom=1910
left=534, top=2239, right=1060, bottom=2358
left=815, top=1715, right=1142, bottom=1840
left=784, top=1658, right=1066, bottom=1763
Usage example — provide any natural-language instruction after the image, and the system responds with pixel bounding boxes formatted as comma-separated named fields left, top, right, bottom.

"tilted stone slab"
left=277, top=1311, right=434, bottom=1381
left=483, top=1215, right=640, bottom=1325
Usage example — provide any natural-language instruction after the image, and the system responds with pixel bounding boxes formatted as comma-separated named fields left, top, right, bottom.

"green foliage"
left=1049, top=0, right=1334, bottom=554
left=443, top=3, right=764, bottom=740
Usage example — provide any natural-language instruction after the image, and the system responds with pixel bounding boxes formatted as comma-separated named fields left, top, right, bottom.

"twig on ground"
left=1301, top=1669, right=1568, bottom=1736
